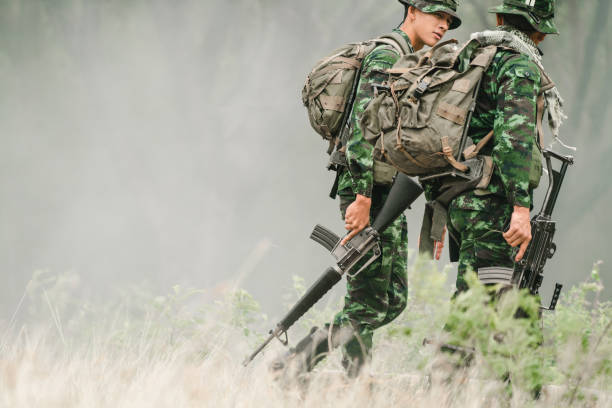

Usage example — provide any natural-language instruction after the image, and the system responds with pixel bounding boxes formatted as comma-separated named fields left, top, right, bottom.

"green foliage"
left=544, top=262, right=612, bottom=401
left=12, top=262, right=612, bottom=405
left=442, top=273, right=546, bottom=392
left=408, top=262, right=612, bottom=402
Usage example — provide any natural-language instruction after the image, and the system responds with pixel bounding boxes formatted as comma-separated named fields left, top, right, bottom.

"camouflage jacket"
left=342, top=29, right=414, bottom=198
left=464, top=47, right=540, bottom=209
left=427, top=47, right=541, bottom=210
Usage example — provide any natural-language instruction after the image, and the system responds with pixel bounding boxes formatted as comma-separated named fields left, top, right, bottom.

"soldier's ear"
left=530, top=31, right=547, bottom=45
left=407, top=5, right=418, bottom=22
left=496, top=14, right=504, bottom=26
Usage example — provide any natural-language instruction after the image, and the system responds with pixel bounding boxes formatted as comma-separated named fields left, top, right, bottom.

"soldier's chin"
left=425, top=36, right=440, bottom=47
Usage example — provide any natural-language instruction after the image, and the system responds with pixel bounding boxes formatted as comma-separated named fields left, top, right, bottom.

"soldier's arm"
left=493, top=55, right=540, bottom=260
left=342, top=47, right=400, bottom=243
left=492, top=55, right=541, bottom=209
left=345, top=47, right=399, bottom=198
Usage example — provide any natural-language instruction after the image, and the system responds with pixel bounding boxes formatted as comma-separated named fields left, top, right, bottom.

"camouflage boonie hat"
left=398, top=0, right=462, bottom=30
left=489, top=0, right=559, bottom=34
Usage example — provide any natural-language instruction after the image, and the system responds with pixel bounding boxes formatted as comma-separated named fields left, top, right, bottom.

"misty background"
left=0, top=0, right=610, bottom=323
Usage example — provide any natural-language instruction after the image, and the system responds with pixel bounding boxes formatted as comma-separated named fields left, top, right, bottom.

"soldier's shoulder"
left=363, top=44, right=401, bottom=68
left=492, top=50, right=541, bottom=82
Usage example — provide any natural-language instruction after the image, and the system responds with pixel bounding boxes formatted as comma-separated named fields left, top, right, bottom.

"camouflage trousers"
left=331, top=172, right=408, bottom=366
left=447, top=194, right=515, bottom=293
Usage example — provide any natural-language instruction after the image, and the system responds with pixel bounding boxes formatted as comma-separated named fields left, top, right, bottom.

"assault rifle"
left=512, top=149, right=574, bottom=311
left=243, top=174, right=423, bottom=366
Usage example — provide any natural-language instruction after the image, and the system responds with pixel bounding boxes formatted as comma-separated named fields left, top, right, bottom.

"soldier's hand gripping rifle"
left=512, top=149, right=574, bottom=311
left=243, top=174, right=423, bottom=366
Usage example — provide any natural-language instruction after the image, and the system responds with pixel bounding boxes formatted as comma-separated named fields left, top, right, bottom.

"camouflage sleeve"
left=345, top=47, right=399, bottom=197
left=492, top=54, right=540, bottom=208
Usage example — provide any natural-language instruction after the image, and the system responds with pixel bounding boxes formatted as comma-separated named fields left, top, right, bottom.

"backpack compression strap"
left=374, top=31, right=412, bottom=56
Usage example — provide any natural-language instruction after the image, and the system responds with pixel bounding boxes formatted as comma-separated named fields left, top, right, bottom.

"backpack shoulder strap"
left=375, top=32, right=412, bottom=56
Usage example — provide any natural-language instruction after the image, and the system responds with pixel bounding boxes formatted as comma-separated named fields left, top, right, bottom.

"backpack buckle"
left=415, top=79, right=430, bottom=96
left=409, top=79, right=430, bottom=103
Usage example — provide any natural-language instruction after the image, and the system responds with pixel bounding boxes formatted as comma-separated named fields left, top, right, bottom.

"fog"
left=0, top=0, right=610, bottom=323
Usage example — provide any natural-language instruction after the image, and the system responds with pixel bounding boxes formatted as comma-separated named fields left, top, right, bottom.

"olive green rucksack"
left=361, top=37, right=546, bottom=189
left=362, top=37, right=551, bottom=256
left=302, top=32, right=412, bottom=154
left=360, top=38, right=500, bottom=176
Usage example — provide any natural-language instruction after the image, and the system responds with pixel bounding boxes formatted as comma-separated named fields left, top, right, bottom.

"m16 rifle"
left=512, top=149, right=574, bottom=311
left=243, top=174, right=423, bottom=366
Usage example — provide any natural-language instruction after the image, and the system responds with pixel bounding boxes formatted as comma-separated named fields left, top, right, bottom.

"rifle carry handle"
left=540, top=150, right=574, bottom=218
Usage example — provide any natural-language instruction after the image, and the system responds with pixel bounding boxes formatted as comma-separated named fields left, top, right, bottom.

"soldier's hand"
left=433, top=225, right=446, bottom=260
left=503, top=206, right=532, bottom=262
left=341, top=194, right=371, bottom=246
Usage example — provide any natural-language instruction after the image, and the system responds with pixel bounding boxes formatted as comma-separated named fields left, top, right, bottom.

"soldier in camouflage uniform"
left=272, top=0, right=462, bottom=379
left=439, top=0, right=561, bottom=293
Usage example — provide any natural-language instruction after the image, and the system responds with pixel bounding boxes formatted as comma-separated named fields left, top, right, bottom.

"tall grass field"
left=1, top=260, right=610, bottom=407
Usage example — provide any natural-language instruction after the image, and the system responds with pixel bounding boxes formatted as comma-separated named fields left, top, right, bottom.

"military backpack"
left=361, top=37, right=549, bottom=188
left=302, top=32, right=412, bottom=154
left=360, top=38, right=501, bottom=177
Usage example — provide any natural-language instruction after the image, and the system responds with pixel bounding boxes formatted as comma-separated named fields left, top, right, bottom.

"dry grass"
left=0, top=265, right=610, bottom=408
left=1, top=325, right=610, bottom=408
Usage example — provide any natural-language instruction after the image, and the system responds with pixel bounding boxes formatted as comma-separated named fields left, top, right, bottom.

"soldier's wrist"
left=355, top=194, right=372, bottom=203
left=513, top=205, right=530, bottom=214
left=351, top=182, right=373, bottom=198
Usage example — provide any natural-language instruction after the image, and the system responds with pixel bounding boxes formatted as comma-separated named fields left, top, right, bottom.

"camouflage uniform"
left=447, top=45, right=541, bottom=291
left=334, top=0, right=461, bottom=370
left=333, top=28, right=414, bottom=369
left=444, top=0, right=559, bottom=292
left=269, top=0, right=462, bottom=379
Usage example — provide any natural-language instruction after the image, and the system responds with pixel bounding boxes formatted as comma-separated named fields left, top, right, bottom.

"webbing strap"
left=463, top=129, right=494, bottom=160
left=441, top=136, right=469, bottom=172
left=320, top=95, right=345, bottom=112
left=376, top=31, right=413, bottom=56
left=419, top=201, right=447, bottom=257
left=315, top=62, right=359, bottom=76
left=334, top=57, right=361, bottom=68
left=419, top=162, right=485, bottom=258
left=536, top=94, right=545, bottom=148
left=437, top=102, right=468, bottom=125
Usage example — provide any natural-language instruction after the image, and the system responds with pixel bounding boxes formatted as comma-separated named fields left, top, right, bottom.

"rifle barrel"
left=243, top=331, right=276, bottom=366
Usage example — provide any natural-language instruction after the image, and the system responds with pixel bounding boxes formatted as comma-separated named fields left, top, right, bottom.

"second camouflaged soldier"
left=273, top=0, right=462, bottom=379
left=435, top=0, right=565, bottom=295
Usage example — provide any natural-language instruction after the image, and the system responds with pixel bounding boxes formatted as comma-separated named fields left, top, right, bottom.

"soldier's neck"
left=399, top=22, right=424, bottom=51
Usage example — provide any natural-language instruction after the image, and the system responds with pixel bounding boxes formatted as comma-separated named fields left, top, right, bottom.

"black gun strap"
left=419, top=175, right=482, bottom=258
left=329, top=168, right=341, bottom=199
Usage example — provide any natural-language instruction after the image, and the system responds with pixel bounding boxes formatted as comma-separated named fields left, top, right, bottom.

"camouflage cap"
left=489, top=0, right=559, bottom=35
left=398, top=0, right=462, bottom=30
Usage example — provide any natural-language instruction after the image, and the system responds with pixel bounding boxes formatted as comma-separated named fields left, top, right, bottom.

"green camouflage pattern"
left=447, top=195, right=514, bottom=292
left=330, top=31, right=413, bottom=364
left=342, top=29, right=414, bottom=198
left=457, top=48, right=541, bottom=210
left=443, top=48, right=541, bottom=291
left=405, top=0, right=462, bottom=29
left=489, top=0, right=558, bottom=34
left=333, top=181, right=408, bottom=361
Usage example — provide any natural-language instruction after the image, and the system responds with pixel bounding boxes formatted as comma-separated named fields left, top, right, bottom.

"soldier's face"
left=413, top=9, right=451, bottom=47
